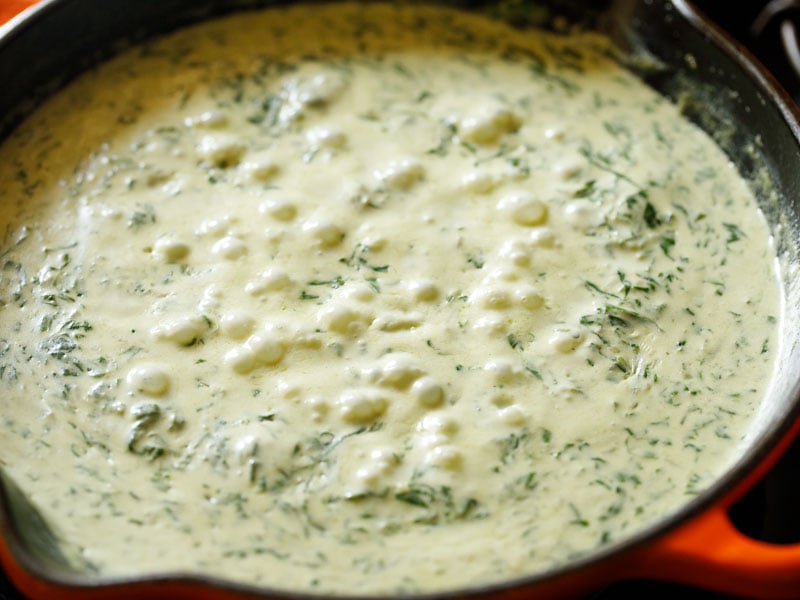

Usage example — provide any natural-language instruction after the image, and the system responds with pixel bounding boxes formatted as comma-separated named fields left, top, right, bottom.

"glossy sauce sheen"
left=0, top=3, right=782, bottom=595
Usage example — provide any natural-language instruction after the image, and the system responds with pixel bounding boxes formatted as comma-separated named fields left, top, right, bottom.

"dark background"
left=1, top=0, right=799, bottom=599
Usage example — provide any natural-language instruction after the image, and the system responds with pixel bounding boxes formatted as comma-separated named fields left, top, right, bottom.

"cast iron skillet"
left=1, top=1, right=800, bottom=598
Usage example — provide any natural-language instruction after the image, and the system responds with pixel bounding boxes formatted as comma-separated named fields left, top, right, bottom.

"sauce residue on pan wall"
left=0, top=2, right=782, bottom=595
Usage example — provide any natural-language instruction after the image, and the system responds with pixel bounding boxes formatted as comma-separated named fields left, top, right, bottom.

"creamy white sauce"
left=0, top=3, right=781, bottom=595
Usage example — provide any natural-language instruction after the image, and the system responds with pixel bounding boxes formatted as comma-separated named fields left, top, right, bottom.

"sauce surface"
left=0, top=3, right=781, bottom=595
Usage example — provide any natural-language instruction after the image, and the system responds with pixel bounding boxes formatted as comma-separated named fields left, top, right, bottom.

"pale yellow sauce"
left=0, top=3, right=781, bottom=595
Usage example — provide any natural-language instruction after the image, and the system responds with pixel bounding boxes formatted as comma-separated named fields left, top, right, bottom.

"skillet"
left=0, top=1, right=800, bottom=598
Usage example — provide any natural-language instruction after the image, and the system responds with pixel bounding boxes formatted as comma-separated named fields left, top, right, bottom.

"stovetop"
left=0, top=1, right=799, bottom=599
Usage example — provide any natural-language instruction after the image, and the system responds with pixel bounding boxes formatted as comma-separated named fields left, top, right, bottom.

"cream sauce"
left=0, top=2, right=781, bottom=595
